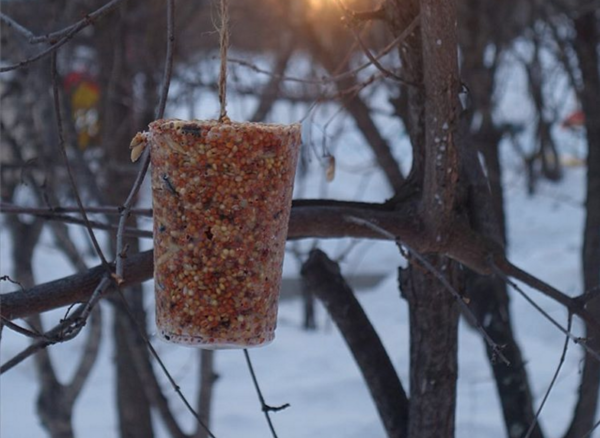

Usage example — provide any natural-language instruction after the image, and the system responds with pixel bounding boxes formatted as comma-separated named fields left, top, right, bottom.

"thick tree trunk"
left=564, top=10, right=600, bottom=438
left=384, top=1, right=462, bottom=436
left=400, top=258, right=460, bottom=438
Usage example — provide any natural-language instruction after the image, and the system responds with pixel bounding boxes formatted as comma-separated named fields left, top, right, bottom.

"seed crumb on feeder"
left=132, top=119, right=301, bottom=349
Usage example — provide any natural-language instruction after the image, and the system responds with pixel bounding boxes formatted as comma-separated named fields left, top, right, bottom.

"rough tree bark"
left=564, top=10, right=600, bottom=438
left=399, top=258, right=460, bottom=438
left=397, top=1, right=463, bottom=436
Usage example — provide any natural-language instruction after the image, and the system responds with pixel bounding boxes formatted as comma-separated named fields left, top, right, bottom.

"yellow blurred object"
left=71, top=81, right=100, bottom=109
left=64, top=71, right=101, bottom=150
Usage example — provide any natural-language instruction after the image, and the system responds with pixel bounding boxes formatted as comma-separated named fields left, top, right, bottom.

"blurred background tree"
left=1, top=1, right=599, bottom=437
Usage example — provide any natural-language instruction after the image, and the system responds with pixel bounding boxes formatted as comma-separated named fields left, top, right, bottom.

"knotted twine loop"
left=218, top=0, right=230, bottom=122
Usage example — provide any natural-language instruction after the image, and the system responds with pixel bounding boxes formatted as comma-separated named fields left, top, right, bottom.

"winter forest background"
left=1, top=0, right=599, bottom=437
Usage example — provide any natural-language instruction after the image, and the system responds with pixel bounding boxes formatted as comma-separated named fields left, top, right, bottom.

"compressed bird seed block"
left=148, top=119, right=301, bottom=348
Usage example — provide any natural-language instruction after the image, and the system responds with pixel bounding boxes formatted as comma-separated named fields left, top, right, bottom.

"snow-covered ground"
left=1, top=54, right=597, bottom=437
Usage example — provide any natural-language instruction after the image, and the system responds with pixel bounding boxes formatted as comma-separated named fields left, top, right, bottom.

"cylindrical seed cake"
left=149, top=119, right=301, bottom=348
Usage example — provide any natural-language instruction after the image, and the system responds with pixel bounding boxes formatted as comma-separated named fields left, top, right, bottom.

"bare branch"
left=0, top=207, right=152, bottom=239
left=156, top=0, right=176, bottom=119
left=524, top=314, right=572, bottom=438
left=494, top=258, right=600, bottom=334
left=115, top=0, right=175, bottom=282
left=3, top=199, right=598, bottom=351
left=301, top=249, right=409, bottom=437
left=64, top=306, right=103, bottom=404
left=243, top=349, right=289, bottom=438
left=1, top=250, right=151, bottom=321
left=0, top=13, right=35, bottom=40
left=492, top=264, right=600, bottom=362
left=0, top=317, right=45, bottom=339
left=114, top=304, right=189, bottom=438
left=115, top=292, right=216, bottom=438
left=0, top=200, right=488, bottom=320
left=0, top=277, right=111, bottom=373
left=0, top=202, right=152, bottom=217
left=250, top=36, right=295, bottom=122
left=227, top=15, right=419, bottom=87
left=335, top=0, right=417, bottom=86
left=0, top=0, right=127, bottom=73
left=346, top=215, right=510, bottom=365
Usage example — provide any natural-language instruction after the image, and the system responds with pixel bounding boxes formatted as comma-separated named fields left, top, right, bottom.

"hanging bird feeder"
left=132, top=119, right=301, bottom=348
left=130, top=0, right=301, bottom=348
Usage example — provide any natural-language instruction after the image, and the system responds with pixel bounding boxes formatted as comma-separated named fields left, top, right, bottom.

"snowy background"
left=1, top=50, right=597, bottom=437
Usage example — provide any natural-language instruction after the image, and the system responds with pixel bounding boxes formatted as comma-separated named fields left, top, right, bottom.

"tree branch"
left=0, top=0, right=127, bottom=73
left=302, top=249, right=409, bottom=437
left=2, top=200, right=599, bottom=354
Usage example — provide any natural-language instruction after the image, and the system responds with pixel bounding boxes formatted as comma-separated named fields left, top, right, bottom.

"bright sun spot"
left=308, top=0, right=328, bottom=10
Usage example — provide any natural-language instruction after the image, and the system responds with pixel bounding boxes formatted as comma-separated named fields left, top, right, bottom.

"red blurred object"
left=561, top=110, right=585, bottom=129
left=63, top=71, right=100, bottom=94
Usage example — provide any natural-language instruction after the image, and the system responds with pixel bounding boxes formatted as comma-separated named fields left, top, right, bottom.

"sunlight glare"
left=309, top=0, right=329, bottom=11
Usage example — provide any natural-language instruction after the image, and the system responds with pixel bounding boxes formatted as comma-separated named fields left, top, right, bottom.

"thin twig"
left=243, top=349, right=290, bottom=438
left=0, top=275, right=25, bottom=291
left=115, top=292, right=217, bottom=438
left=63, top=305, right=103, bottom=404
left=80, top=276, right=111, bottom=321
left=110, top=5, right=212, bottom=436
left=0, top=202, right=152, bottom=217
left=156, top=0, right=175, bottom=119
left=494, top=256, right=600, bottom=334
left=227, top=14, right=420, bottom=87
left=344, top=215, right=510, bottom=365
left=334, top=0, right=417, bottom=86
left=0, top=208, right=152, bottom=239
left=581, top=419, right=600, bottom=438
left=350, top=8, right=387, bottom=22
left=524, top=314, right=572, bottom=438
left=0, top=277, right=111, bottom=374
left=51, top=54, right=110, bottom=270
left=0, top=0, right=127, bottom=73
left=0, top=13, right=35, bottom=40
left=491, top=264, right=600, bottom=363
left=115, top=0, right=175, bottom=281
left=0, top=317, right=46, bottom=340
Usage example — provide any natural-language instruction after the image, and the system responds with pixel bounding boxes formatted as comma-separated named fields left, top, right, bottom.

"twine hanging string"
left=218, top=0, right=230, bottom=122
